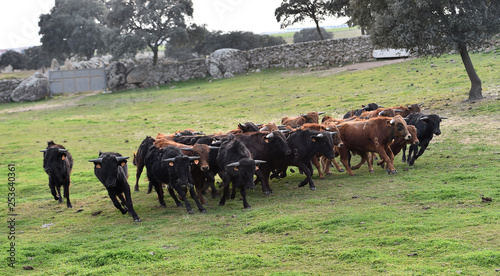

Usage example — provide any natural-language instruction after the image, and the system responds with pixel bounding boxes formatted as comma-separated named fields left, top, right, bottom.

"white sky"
left=0, top=0, right=348, bottom=50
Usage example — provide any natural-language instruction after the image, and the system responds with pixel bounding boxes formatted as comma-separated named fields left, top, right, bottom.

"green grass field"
left=1, top=51, right=499, bottom=275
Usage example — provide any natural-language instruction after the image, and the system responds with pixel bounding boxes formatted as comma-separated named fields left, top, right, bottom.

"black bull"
left=89, top=152, right=141, bottom=222
left=41, top=141, right=73, bottom=208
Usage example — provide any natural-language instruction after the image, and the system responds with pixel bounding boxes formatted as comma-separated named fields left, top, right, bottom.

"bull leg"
left=122, top=186, right=141, bottom=222
left=297, top=162, right=316, bottom=191
left=311, top=156, right=325, bottom=180
left=172, top=185, right=194, bottom=214
left=49, top=180, right=59, bottom=201
left=109, top=190, right=127, bottom=214
left=202, top=172, right=219, bottom=198
left=377, top=148, right=397, bottom=174
left=218, top=173, right=230, bottom=207
left=364, top=152, right=375, bottom=173
left=150, top=180, right=166, bottom=207
left=167, top=186, right=183, bottom=207
left=55, top=185, right=63, bottom=204
left=339, top=148, right=356, bottom=176
left=401, top=145, right=407, bottom=163
left=411, top=142, right=429, bottom=165
left=256, top=166, right=273, bottom=195
left=320, top=156, right=332, bottom=175
left=240, top=186, right=251, bottom=209
left=188, top=186, right=207, bottom=213
left=134, top=164, right=144, bottom=192
left=63, top=182, right=72, bottom=208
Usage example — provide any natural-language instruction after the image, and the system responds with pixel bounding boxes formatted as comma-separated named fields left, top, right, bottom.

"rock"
left=50, top=58, right=60, bottom=71
left=64, top=58, right=74, bottom=70
left=10, top=73, right=49, bottom=102
left=126, top=65, right=149, bottom=84
left=106, top=62, right=127, bottom=91
left=2, top=64, right=13, bottom=73
left=207, top=48, right=248, bottom=79
left=0, top=79, right=23, bottom=103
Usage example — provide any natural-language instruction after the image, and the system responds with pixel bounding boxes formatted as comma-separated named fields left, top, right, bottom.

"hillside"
left=1, top=51, right=499, bottom=275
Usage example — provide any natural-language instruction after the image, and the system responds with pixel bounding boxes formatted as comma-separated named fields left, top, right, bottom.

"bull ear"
left=96, top=164, right=102, bottom=169
left=62, top=155, right=66, bottom=161
left=169, top=162, right=174, bottom=167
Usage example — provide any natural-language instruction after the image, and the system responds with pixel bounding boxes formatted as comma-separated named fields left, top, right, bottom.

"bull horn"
left=280, top=129, right=291, bottom=133
left=40, top=149, right=47, bottom=152
left=181, top=148, right=193, bottom=151
left=318, top=112, right=325, bottom=115
left=58, top=149, right=68, bottom=152
left=378, top=105, right=385, bottom=108
left=378, top=111, right=385, bottom=116
left=265, top=132, right=274, bottom=139
left=314, top=133, right=324, bottom=138
left=89, top=158, right=103, bottom=163
left=226, top=162, right=240, bottom=167
left=301, top=114, right=307, bottom=117
left=254, top=160, right=267, bottom=164
left=189, top=156, right=200, bottom=161
left=440, top=116, right=448, bottom=120
left=420, top=116, right=429, bottom=121
left=259, top=127, right=267, bottom=131
left=419, top=103, right=424, bottom=106
left=116, top=156, right=129, bottom=162
left=239, top=123, right=246, bottom=128
left=194, top=132, right=204, bottom=135
left=208, top=146, right=220, bottom=150
left=329, top=132, right=338, bottom=135
left=163, top=158, right=175, bottom=162
left=394, top=109, right=402, bottom=112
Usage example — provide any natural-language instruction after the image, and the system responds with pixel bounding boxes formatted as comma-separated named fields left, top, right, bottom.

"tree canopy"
left=38, top=0, right=107, bottom=60
left=106, top=0, right=194, bottom=65
left=293, top=27, right=332, bottom=43
left=346, top=0, right=500, bottom=101
left=275, top=0, right=331, bottom=40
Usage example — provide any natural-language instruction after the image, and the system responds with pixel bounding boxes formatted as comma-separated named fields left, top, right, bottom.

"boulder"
left=50, top=58, right=60, bottom=71
left=126, top=65, right=149, bottom=84
left=10, top=73, right=49, bottom=102
left=207, top=48, right=248, bottom=79
left=0, top=79, right=23, bottom=103
left=106, top=62, right=127, bottom=91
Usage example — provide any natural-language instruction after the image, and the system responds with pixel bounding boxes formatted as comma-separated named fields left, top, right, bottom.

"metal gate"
left=49, top=68, right=107, bottom=95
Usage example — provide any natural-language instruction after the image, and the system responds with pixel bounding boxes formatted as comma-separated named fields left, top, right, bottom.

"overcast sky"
left=0, top=0, right=348, bottom=50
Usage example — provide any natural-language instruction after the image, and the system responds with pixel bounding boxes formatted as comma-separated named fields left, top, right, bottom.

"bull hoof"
left=120, top=209, right=128, bottom=214
left=134, top=218, right=142, bottom=222
left=187, top=209, right=194, bottom=214
left=245, top=205, right=252, bottom=209
left=392, top=170, right=398, bottom=174
left=338, top=169, right=344, bottom=172
left=200, top=209, right=207, bottom=213
left=310, top=187, right=317, bottom=191
left=319, top=177, right=325, bottom=180
left=369, top=169, right=375, bottom=173
left=263, top=190, right=273, bottom=195
left=325, top=172, right=332, bottom=176
left=67, top=205, right=73, bottom=209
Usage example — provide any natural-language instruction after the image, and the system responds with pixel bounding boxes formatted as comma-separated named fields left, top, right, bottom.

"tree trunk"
left=458, top=43, right=483, bottom=101
left=152, top=45, right=159, bottom=66
left=314, top=19, right=324, bottom=40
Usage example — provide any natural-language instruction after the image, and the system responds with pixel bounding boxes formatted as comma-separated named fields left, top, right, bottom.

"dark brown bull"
left=337, top=115, right=412, bottom=175
left=40, top=141, right=73, bottom=208
left=391, top=103, right=423, bottom=117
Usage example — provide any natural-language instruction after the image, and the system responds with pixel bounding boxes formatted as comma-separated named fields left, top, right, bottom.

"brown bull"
left=337, top=115, right=412, bottom=175
left=281, top=111, right=324, bottom=128
left=376, top=125, right=419, bottom=169
left=391, top=103, right=423, bottom=117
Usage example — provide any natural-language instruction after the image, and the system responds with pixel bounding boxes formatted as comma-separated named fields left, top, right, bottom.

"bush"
left=0, top=50, right=28, bottom=70
left=293, top=27, right=333, bottom=43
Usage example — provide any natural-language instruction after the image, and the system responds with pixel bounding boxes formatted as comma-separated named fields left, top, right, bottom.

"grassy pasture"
left=1, top=52, right=499, bottom=275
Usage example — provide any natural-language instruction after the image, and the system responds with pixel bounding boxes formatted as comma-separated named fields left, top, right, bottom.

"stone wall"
left=106, top=36, right=374, bottom=90
left=0, top=36, right=375, bottom=101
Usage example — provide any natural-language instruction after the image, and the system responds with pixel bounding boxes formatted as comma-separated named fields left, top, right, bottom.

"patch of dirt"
left=0, top=90, right=102, bottom=114
left=281, top=58, right=413, bottom=77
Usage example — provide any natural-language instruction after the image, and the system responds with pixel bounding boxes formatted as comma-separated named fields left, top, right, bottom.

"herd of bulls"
left=40, top=103, right=447, bottom=222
